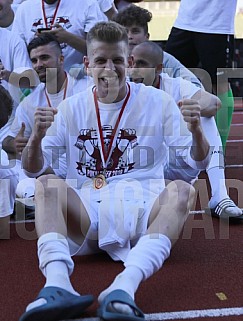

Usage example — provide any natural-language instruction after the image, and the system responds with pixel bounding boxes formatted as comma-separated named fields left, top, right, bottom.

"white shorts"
left=67, top=179, right=159, bottom=260
left=0, top=150, right=19, bottom=217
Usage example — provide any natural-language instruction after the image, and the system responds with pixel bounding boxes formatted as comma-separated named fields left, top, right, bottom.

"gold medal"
left=93, top=174, right=107, bottom=190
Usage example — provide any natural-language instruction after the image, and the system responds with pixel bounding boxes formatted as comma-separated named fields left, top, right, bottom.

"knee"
left=168, top=180, right=195, bottom=212
left=36, top=174, right=58, bottom=197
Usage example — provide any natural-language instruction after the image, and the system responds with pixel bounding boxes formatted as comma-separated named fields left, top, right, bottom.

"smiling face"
left=125, top=25, right=149, bottom=54
left=84, top=40, right=132, bottom=103
left=130, top=42, right=163, bottom=87
left=29, top=42, right=64, bottom=83
left=130, top=45, right=156, bottom=86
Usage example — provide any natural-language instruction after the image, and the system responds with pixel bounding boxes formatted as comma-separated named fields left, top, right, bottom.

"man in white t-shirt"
left=130, top=41, right=243, bottom=220
left=19, top=21, right=210, bottom=321
left=3, top=33, right=91, bottom=207
left=166, top=0, right=237, bottom=153
left=96, top=0, right=118, bottom=20
left=0, top=85, right=18, bottom=239
left=12, top=0, right=104, bottom=72
left=0, top=27, right=34, bottom=145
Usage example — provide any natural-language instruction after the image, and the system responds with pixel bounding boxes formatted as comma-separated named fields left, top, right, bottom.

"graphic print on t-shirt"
left=31, top=15, right=72, bottom=48
left=75, top=125, right=138, bottom=178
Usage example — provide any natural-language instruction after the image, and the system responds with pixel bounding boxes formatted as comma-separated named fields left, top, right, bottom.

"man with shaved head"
left=130, top=41, right=242, bottom=219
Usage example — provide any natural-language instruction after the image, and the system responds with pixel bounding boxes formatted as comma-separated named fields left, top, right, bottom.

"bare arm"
left=2, top=136, right=20, bottom=160
left=179, top=99, right=209, bottom=162
left=22, top=107, right=57, bottom=174
left=2, top=123, right=29, bottom=160
left=43, top=24, right=87, bottom=55
left=192, top=90, right=221, bottom=117
left=104, top=3, right=118, bottom=20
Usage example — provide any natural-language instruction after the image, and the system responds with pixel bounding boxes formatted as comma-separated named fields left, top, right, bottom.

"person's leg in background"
left=196, top=33, right=235, bottom=153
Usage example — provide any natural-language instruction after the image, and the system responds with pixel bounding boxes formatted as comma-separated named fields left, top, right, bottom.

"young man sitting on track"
left=19, top=21, right=210, bottom=321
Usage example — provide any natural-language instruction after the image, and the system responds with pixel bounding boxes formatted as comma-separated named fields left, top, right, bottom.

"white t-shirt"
left=13, top=0, right=27, bottom=4
left=10, top=74, right=91, bottom=138
left=163, top=51, right=202, bottom=88
left=174, top=0, right=237, bottom=34
left=97, top=0, right=113, bottom=17
left=26, top=82, right=208, bottom=185
left=0, top=28, right=31, bottom=93
left=9, top=74, right=92, bottom=177
left=0, top=28, right=32, bottom=144
left=11, top=0, right=103, bottom=71
left=159, top=72, right=203, bottom=183
left=160, top=72, right=200, bottom=103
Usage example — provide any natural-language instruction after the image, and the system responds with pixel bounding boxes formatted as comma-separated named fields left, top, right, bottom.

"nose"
left=35, top=59, right=44, bottom=69
left=127, top=30, right=133, bottom=40
left=105, top=59, right=115, bottom=70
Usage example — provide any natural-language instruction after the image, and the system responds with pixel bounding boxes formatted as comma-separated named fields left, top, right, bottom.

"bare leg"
left=35, top=174, right=90, bottom=241
left=26, top=174, right=91, bottom=312
left=147, top=180, right=195, bottom=244
left=98, top=180, right=195, bottom=316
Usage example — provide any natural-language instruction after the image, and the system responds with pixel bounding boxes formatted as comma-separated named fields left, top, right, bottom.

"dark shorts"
left=165, top=27, right=235, bottom=84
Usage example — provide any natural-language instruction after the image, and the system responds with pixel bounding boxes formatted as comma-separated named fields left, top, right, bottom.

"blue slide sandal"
left=19, top=286, right=94, bottom=321
left=97, top=289, right=145, bottom=321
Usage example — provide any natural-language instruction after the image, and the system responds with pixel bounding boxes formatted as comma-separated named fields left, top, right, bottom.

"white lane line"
left=145, top=307, right=243, bottom=320
left=64, top=307, right=243, bottom=321
left=189, top=210, right=205, bottom=215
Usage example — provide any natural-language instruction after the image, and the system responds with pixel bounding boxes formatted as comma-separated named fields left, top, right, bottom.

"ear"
left=128, top=55, right=134, bottom=68
left=156, top=63, right=163, bottom=75
left=83, top=56, right=91, bottom=76
left=59, top=54, right=64, bottom=64
left=146, top=33, right=150, bottom=40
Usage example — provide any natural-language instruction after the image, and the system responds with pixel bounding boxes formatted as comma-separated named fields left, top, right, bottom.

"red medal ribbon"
left=41, top=0, right=61, bottom=29
left=155, top=76, right=161, bottom=89
left=93, top=83, right=131, bottom=168
left=44, top=74, right=68, bottom=107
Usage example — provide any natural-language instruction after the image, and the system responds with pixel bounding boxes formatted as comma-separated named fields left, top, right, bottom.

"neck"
left=45, top=71, right=67, bottom=94
left=0, top=9, right=14, bottom=28
left=97, top=83, right=127, bottom=104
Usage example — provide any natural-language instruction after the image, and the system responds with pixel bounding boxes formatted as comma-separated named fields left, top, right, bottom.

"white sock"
left=200, top=117, right=228, bottom=207
left=26, top=233, right=79, bottom=312
left=98, top=234, right=171, bottom=315
left=207, top=167, right=228, bottom=207
left=44, top=260, right=79, bottom=296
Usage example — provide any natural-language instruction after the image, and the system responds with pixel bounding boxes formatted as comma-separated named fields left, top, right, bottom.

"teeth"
left=101, top=77, right=117, bottom=84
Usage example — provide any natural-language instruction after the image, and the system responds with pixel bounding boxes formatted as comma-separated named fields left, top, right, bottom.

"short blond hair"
left=87, top=21, right=128, bottom=47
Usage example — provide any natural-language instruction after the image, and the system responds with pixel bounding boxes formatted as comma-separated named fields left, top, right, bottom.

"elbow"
left=216, top=96, right=222, bottom=111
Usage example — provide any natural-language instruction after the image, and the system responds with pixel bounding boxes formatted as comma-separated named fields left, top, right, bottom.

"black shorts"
left=165, top=27, right=235, bottom=84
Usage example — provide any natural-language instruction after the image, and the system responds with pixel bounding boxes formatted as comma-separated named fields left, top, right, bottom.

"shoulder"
left=128, top=81, right=177, bottom=107
left=0, top=28, right=11, bottom=40
left=60, top=86, right=93, bottom=108
left=68, top=74, right=94, bottom=94
left=20, top=83, right=45, bottom=104
left=15, top=0, right=38, bottom=14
